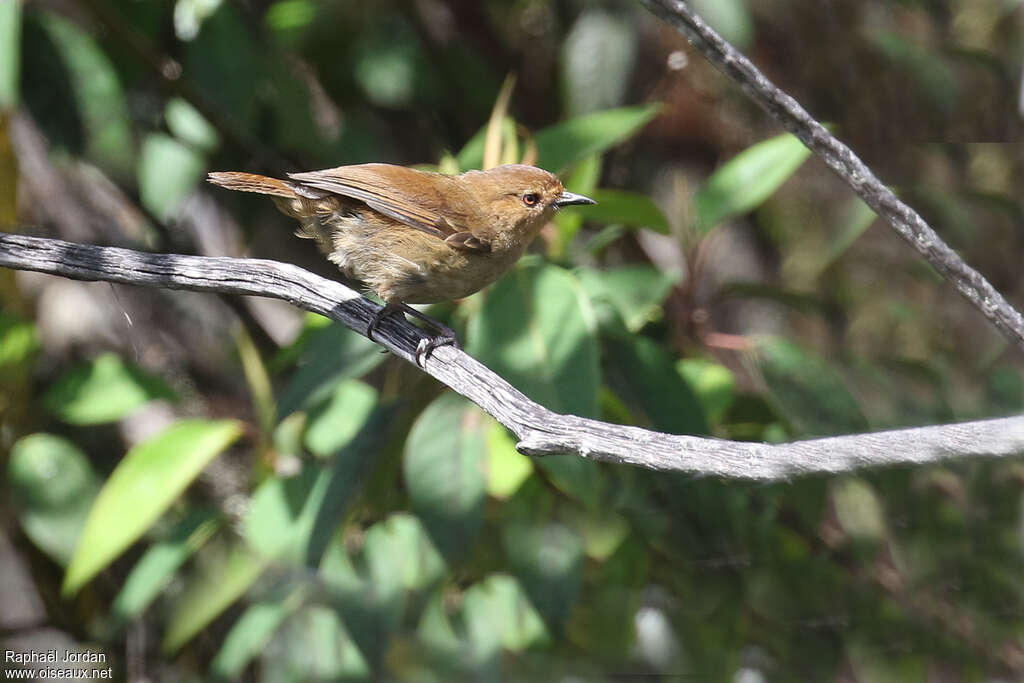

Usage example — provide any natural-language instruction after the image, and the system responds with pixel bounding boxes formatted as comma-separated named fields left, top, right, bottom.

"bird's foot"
left=367, top=302, right=461, bottom=367
left=415, top=332, right=460, bottom=366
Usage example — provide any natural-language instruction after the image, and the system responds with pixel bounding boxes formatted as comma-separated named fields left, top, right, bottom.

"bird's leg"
left=365, top=302, right=460, bottom=367
left=366, top=302, right=404, bottom=341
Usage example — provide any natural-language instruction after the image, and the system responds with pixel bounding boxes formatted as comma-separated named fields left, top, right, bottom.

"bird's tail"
left=207, top=171, right=298, bottom=198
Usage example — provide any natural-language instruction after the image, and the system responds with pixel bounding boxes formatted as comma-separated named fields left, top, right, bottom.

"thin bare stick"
left=639, top=0, right=1024, bottom=352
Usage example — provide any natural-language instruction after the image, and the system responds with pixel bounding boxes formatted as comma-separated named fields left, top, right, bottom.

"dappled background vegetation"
left=2, top=0, right=1024, bottom=680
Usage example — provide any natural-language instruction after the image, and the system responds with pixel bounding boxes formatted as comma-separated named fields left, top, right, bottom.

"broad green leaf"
left=138, top=133, right=205, bottom=220
left=163, top=540, right=267, bottom=653
left=265, top=0, right=317, bottom=35
left=245, top=464, right=340, bottom=565
left=44, top=352, right=176, bottom=425
left=303, top=380, right=378, bottom=457
left=574, top=189, right=671, bottom=234
left=535, top=104, right=661, bottom=173
left=677, top=358, right=736, bottom=424
left=563, top=505, right=630, bottom=561
left=7, top=434, right=100, bottom=565
left=212, top=587, right=305, bottom=680
left=831, top=478, right=887, bottom=543
left=485, top=422, right=534, bottom=500
left=38, top=11, right=133, bottom=176
left=463, top=575, right=549, bottom=665
left=111, top=509, right=220, bottom=622
left=316, top=515, right=442, bottom=667
left=165, top=98, right=219, bottom=152
left=690, top=0, right=753, bottom=49
left=173, top=0, right=224, bottom=40
left=468, top=263, right=600, bottom=417
left=0, top=0, right=20, bottom=108
left=0, top=311, right=38, bottom=367
left=417, top=591, right=463, bottom=659
left=404, top=393, right=487, bottom=560
left=63, top=419, right=243, bottom=595
left=278, top=322, right=386, bottom=417
left=562, top=10, right=636, bottom=116
left=503, top=522, right=584, bottom=631
left=603, top=333, right=708, bottom=435
left=363, top=513, right=446, bottom=592
left=695, top=132, right=812, bottom=231
left=183, top=5, right=262, bottom=133
left=352, top=19, right=418, bottom=108
left=552, top=154, right=603, bottom=257
left=753, top=337, right=867, bottom=436
left=578, top=265, right=680, bottom=333
left=260, top=605, right=370, bottom=682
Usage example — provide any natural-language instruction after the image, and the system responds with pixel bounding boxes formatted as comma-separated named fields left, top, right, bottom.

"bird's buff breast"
left=324, top=216, right=523, bottom=304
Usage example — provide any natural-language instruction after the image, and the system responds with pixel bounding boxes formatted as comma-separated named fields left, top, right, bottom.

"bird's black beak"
left=555, top=190, right=596, bottom=207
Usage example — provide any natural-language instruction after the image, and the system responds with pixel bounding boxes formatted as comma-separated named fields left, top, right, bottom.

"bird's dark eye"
left=522, top=192, right=540, bottom=207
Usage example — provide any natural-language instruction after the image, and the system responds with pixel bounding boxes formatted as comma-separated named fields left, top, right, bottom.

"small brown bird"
left=208, top=163, right=594, bottom=361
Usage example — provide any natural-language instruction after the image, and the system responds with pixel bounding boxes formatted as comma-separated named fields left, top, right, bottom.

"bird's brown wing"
left=287, top=164, right=481, bottom=245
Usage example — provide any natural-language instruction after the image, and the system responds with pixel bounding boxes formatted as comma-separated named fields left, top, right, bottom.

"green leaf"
left=111, top=509, right=220, bottom=622
left=37, top=11, right=134, bottom=176
left=677, top=358, right=736, bottom=424
left=403, top=393, right=487, bottom=560
left=503, top=522, right=584, bottom=631
left=468, top=263, right=601, bottom=417
left=463, top=574, right=549, bottom=665
left=316, top=514, right=443, bottom=668
left=603, top=333, right=708, bottom=435
left=690, top=0, right=753, bottom=49
left=7, top=434, right=100, bottom=565
left=163, top=540, right=267, bottom=653
left=212, top=587, right=305, bottom=680
left=535, top=104, right=661, bottom=173
left=260, top=605, right=370, bottom=682
left=831, top=478, right=887, bottom=543
left=303, top=380, right=378, bottom=457
left=562, top=10, right=637, bottom=116
left=0, top=311, right=39, bottom=367
left=574, top=189, right=671, bottom=234
left=485, top=422, right=534, bottom=500
left=278, top=322, right=386, bottom=417
left=44, top=352, right=176, bottom=425
left=695, top=132, right=812, bottom=231
left=364, top=513, right=446, bottom=593
left=165, top=97, right=219, bottom=152
left=552, top=154, right=603, bottom=257
left=0, top=0, right=21, bottom=108
left=63, top=419, right=243, bottom=595
left=578, top=265, right=680, bottom=333
left=754, top=337, right=867, bottom=436
left=245, top=464, right=333, bottom=563
left=138, top=133, right=206, bottom=220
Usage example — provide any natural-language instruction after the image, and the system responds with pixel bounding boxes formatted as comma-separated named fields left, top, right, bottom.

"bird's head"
left=461, top=165, right=595, bottom=243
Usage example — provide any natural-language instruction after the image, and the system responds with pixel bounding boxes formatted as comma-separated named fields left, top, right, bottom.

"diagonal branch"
left=2, top=232, right=1022, bottom=480
left=639, top=0, right=1024, bottom=352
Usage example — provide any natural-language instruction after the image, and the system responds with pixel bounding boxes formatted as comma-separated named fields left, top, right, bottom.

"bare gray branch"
left=2, top=232, right=1021, bottom=480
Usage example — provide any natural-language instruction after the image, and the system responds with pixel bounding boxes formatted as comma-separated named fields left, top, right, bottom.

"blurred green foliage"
left=2, top=0, right=1024, bottom=681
